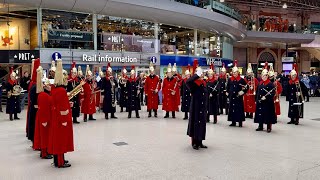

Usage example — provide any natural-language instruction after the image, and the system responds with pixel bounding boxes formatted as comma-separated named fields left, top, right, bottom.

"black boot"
left=128, top=111, right=132, bottom=118
left=192, top=140, right=199, bottom=150
left=183, top=112, right=188, bottom=120
left=154, top=110, right=157, bottom=118
left=120, top=107, right=123, bottom=113
left=267, top=124, right=272, bottom=133
left=53, top=155, right=58, bottom=167
left=239, top=121, right=243, bottom=127
left=83, top=114, right=87, bottom=122
left=199, top=140, right=208, bottom=148
left=14, top=113, right=20, bottom=120
left=9, top=114, right=13, bottom=121
left=287, top=118, right=294, bottom=124
left=164, top=112, right=169, bottom=118
left=136, top=110, right=140, bottom=118
left=226, top=108, right=229, bottom=115
left=89, top=114, right=96, bottom=120
left=105, top=113, right=109, bottom=120
left=207, top=114, right=210, bottom=123
left=256, top=123, right=263, bottom=131
left=111, top=113, right=118, bottom=119
left=73, top=117, right=80, bottom=124
left=148, top=110, right=151, bottom=118
left=229, top=122, right=236, bottom=126
left=250, top=113, right=254, bottom=119
left=172, top=111, right=176, bottom=118
left=295, top=118, right=299, bottom=125
left=213, top=115, right=217, bottom=124
left=245, top=113, right=249, bottom=118
left=219, top=108, right=223, bottom=115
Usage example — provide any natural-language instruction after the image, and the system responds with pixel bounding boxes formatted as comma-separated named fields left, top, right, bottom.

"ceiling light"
left=282, top=3, right=287, bottom=9
left=220, top=0, right=224, bottom=2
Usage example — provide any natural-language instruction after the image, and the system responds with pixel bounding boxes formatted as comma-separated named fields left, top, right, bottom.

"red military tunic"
left=244, top=77, right=259, bottom=113
left=81, top=82, right=96, bottom=115
left=48, top=86, right=74, bottom=155
left=144, top=74, right=161, bottom=110
left=274, top=80, right=283, bottom=115
left=162, top=77, right=179, bottom=112
left=33, top=91, right=53, bottom=150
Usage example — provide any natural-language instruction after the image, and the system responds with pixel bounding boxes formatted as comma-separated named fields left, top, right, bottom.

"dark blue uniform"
left=119, top=78, right=128, bottom=112
left=254, top=80, right=277, bottom=131
left=206, top=78, right=220, bottom=123
left=218, top=76, right=228, bottom=115
left=126, top=78, right=141, bottom=118
left=286, top=80, right=306, bottom=124
left=181, top=79, right=191, bottom=120
left=101, top=76, right=117, bottom=119
left=6, top=81, right=21, bottom=119
left=67, top=79, right=80, bottom=123
left=186, top=75, right=208, bottom=149
left=27, top=85, right=38, bottom=142
left=227, top=76, right=248, bottom=127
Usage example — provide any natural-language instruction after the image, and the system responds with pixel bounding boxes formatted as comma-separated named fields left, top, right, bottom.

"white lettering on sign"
left=207, top=57, right=222, bottom=66
left=216, top=37, right=221, bottom=58
left=82, top=54, right=138, bottom=63
left=13, top=53, right=35, bottom=61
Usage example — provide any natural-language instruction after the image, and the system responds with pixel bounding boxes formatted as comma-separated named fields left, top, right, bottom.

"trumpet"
left=68, top=81, right=85, bottom=100
left=274, top=79, right=280, bottom=103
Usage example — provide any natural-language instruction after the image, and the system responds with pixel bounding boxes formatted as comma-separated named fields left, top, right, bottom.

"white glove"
left=171, top=91, right=176, bottom=95
left=42, top=122, right=47, bottom=127
left=261, top=96, right=266, bottom=101
left=226, top=92, right=229, bottom=96
left=154, top=89, right=158, bottom=93
left=296, top=92, right=301, bottom=96
left=62, top=122, right=67, bottom=126
left=250, top=87, right=253, bottom=90
left=238, top=91, right=244, bottom=96
left=196, top=69, right=203, bottom=77
left=69, top=102, right=74, bottom=107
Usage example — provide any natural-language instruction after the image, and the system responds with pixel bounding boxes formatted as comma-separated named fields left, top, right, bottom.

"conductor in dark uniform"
left=206, top=63, right=219, bottom=124
left=227, top=60, right=248, bottom=127
left=254, top=67, right=276, bottom=133
left=218, top=63, right=228, bottom=115
left=186, top=60, right=208, bottom=150
left=126, top=66, right=141, bottom=118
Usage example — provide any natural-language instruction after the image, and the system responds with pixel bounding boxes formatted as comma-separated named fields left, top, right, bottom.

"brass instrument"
left=274, top=78, right=280, bottom=103
left=12, top=85, right=22, bottom=96
left=110, top=76, right=116, bottom=107
left=68, top=81, right=85, bottom=100
left=119, top=76, right=127, bottom=87
left=250, top=75, right=256, bottom=95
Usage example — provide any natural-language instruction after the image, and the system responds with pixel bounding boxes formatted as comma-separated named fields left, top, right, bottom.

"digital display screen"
left=283, top=63, right=293, bottom=71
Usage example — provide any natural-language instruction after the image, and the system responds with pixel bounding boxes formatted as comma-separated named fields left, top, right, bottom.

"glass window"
left=97, top=16, right=155, bottom=53
left=42, top=10, right=93, bottom=49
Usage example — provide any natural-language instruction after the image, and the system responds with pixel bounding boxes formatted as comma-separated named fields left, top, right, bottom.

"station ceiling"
left=225, top=0, right=320, bottom=12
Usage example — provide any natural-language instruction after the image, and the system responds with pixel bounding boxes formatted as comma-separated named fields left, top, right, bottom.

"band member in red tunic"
left=81, top=65, right=96, bottom=122
left=268, top=65, right=282, bottom=117
left=162, top=63, right=179, bottom=118
left=33, top=67, right=53, bottom=159
left=144, top=63, right=161, bottom=118
left=48, top=59, right=74, bottom=168
left=244, top=63, right=259, bottom=119
left=172, top=63, right=182, bottom=111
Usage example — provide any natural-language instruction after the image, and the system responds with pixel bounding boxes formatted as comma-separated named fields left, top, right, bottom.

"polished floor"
left=0, top=97, right=320, bottom=180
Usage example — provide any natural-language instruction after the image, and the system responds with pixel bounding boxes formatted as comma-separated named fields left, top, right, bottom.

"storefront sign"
left=82, top=54, right=138, bottom=63
left=48, top=29, right=93, bottom=42
left=207, top=57, right=222, bottom=66
left=282, top=57, right=294, bottom=62
left=0, top=50, right=39, bottom=64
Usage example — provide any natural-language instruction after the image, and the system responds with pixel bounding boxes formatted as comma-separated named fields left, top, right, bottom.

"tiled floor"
left=0, top=97, right=320, bottom=180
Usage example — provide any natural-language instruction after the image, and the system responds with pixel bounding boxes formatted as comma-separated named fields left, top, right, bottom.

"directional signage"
left=0, top=50, right=40, bottom=64
left=52, top=52, right=62, bottom=61
left=150, top=56, right=157, bottom=64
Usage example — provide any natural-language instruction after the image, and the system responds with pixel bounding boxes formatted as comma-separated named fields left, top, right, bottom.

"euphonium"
left=68, top=82, right=85, bottom=100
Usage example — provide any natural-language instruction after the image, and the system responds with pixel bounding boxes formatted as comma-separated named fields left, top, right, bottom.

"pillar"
left=154, top=23, right=159, bottom=54
left=37, top=8, right=42, bottom=48
left=93, top=14, right=98, bottom=51
left=194, top=29, right=198, bottom=55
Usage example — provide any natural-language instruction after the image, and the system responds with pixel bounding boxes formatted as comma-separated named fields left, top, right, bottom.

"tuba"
left=12, top=85, right=22, bottom=96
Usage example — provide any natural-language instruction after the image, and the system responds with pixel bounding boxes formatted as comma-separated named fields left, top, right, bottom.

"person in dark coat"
left=227, top=60, right=248, bottom=127
left=186, top=62, right=208, bottom=150
left=6, top=68, right=21, bottom=120
left=126, top=66, right=141, bottom=118
left=119, top=67, right=128, bottom=112
left=286, top=64, right=306, bottom=125
left=28, top=79, right=39, bottom=142
left=101, top=63, right=117, bottom=120
left=181, top=67, right=191, bottom=120
left=20, top=71, right=30, bottom=110
left=254, top=68, right=276, bottom=133
left=218, top=63, right=229, bottom=115
left=206, top=63, right=219, bottom=124
left=67, top=62, right=81, bottom=124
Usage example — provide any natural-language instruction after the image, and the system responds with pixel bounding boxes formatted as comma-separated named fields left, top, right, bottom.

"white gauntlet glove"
left=196, top=69, right=203, bottom=77
left=238, top=91, right=244, bottom=96
left=296, top=92, right=301, bottom=96
left=261, top=96, right=266, bottom=101
left=62, top=122, right=67, bottom=126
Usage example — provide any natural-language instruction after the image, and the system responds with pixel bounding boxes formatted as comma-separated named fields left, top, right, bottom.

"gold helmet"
left=268, top=64, right=275, bottom=77
left=247, top=63, right=253, bottom=74
left=232, top=60, right=239, bottom=73
left=167, top=63, right=172, bottom=73
left=261, top=62, right=269, bottom=76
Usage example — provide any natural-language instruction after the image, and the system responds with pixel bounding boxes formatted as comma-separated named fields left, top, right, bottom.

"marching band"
left=3, top=58, right=308, bottom=167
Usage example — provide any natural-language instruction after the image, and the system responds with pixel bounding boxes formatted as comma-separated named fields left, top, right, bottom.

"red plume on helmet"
left=131, top=65, right=135, bottom=70
left=8, top=67, right=14, bottom=80
left=234, top=60, right=238, bottom=67
left=222, top=63, right=225, bottom=68
left=193, top=59, right=198, bottom=75
left=72, top=61, right=76, bottom=69
left=293, top=63, right=298, bottom=74
left=264, top=62, right=269, bottom=70
left=31, top=58, right=40, bottom=82
left=107, top=63, right=111, bottom=69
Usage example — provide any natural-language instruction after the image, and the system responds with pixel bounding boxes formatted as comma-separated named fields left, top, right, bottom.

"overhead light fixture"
left=283, top=3, right=287, bottom=9
left=220, top=0, right=225, bottom=2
